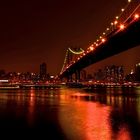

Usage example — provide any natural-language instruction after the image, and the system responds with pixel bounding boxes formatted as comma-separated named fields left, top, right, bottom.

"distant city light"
left=17, top=72, right=20, bottom=75
left=121, top=8, right=125, bottom=12
left=136, top=63, right=140, bottom=66
left=50, top=76, right=54, bottom=78
left=128, top=0, right=131, bottom=3
left=130, top=69, right=134, bottom=74
left=0, top=80, right=9, bottom=82
left=116, top=16, right=119, bottom=19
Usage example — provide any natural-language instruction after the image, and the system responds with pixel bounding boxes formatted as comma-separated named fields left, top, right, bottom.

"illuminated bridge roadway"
left=59, top=0, right=140, bottom=80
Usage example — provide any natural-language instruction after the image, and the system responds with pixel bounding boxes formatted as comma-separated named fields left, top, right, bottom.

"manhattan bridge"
left=58, top=0, right=140, bottom=82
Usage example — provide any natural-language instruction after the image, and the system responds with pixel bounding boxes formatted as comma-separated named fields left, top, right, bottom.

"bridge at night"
left=58, top=0, right=140, bottom=81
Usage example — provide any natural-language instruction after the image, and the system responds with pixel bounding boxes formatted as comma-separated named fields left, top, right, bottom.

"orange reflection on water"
left=84, top=103, right=111, bottom=140
left=58, top=92, right=112, bottom=140
left=58, top=89, right=133, bottom=140
left=27, top=89, right=35, bottom=126
left=29, top=89, right=35, bottom=114
left=116, top=125, right=131, bottom=140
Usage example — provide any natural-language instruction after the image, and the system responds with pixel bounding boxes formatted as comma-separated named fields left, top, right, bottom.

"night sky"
left=0, top=0, right=139, bottom=75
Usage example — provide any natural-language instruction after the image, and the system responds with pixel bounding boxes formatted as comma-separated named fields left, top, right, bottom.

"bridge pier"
left=67, top=75, right=73, bottom=82
left=75, top=70, right=80, bottom=82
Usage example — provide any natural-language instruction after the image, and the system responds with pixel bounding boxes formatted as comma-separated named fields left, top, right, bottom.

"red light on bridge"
left=134, top=14, right=139, bottom=20
left=114, top=20, right=118, bottom=25
left=119, top=24, right=125, bottom=30
left=89, top=46, right=94, bottom=51
left=101, top=38, right=106, bottom=43
left=95, top=43, right=98, bottom=47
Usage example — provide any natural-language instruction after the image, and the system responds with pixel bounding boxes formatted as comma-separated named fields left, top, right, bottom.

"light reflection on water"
left=0, top=88, right=139, bottom=140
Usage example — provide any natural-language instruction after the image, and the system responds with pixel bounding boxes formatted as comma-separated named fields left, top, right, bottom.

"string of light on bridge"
left=60, top=0, right=140, bottom=76
left=60, top=48, right=84, bottom=74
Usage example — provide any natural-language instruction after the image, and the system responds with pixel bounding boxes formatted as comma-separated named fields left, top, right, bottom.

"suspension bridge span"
left=59, top=0, right=140, bottom=81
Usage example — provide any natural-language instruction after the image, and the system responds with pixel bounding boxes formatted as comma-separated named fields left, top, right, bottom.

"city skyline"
left=85, top=45, right=140, bottom=75
left=0, top=0, right=137, bottom=75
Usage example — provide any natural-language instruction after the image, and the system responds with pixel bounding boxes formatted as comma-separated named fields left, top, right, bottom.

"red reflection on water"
left=58, top=90, right=132, bottom=140
left=116, top=125, right=131, bottom=140
left=29, top=89, right=35, bottom=114
left=27, top=89, right=35, bottom=126
left=58, top=91, right=112, bottom=140
left=84, top=103, right=111, bottom=140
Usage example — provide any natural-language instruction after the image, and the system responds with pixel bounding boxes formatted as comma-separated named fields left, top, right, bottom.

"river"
left=0, top=87, right=140, bottom=140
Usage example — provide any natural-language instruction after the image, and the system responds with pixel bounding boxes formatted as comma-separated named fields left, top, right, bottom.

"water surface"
left=0, top=87, right=140, bottom=140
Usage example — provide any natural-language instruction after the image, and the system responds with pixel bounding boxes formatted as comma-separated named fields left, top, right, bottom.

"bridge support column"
left=69, top=75, right=72, bottom=82
left=66, top=76, right=69, bottom=82
left=75, top=70, right=80, bottom=82
left=67, top=75, right=72, bottom=82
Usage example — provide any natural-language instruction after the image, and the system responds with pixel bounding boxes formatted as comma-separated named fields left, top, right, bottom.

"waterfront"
left=0, top=87, right=140, bottom=140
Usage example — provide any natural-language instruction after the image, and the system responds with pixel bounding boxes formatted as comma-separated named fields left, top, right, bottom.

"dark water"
left=0, top=87, right=140, bottom=140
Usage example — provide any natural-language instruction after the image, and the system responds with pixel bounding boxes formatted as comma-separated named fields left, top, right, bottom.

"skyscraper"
left=40, top=62, right=47, bottom=80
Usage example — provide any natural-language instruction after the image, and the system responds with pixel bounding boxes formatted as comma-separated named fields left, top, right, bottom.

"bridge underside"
left=60, top=19, right=140, bottom=78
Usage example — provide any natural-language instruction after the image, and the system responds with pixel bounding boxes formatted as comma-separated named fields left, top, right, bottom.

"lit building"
left=103, top=65, right=124, bottom=82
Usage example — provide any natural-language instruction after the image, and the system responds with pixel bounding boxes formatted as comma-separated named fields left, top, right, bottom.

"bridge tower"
left=60, top=47, right=84, bottom=82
